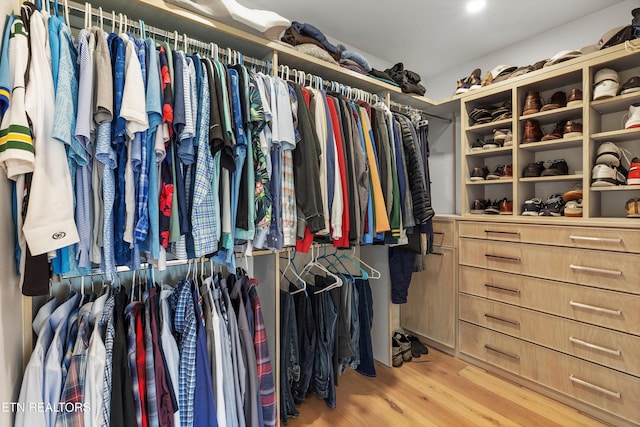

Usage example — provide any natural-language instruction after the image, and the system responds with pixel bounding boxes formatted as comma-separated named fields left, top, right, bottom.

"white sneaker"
left=595, top=141, right=632, bottom=171
left=592, top=164, right=626, bottom=187
left=625, top=103, right=640, bottom=129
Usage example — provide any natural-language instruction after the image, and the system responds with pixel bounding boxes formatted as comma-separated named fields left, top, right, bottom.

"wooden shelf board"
left=591, top=128, right=640, bottom=142
left=591, top=185, right=640, bottom=192
left=591, top=91, right=640, bottom=114
left=466, top=179, right=514, bottom=185
left=519, top=174, right=583, bottom=183
left=466, top=147, right=513, bottom=157
left=519, top=137, right=583, bottom=152
left=518, top=103, right=583, bottom=121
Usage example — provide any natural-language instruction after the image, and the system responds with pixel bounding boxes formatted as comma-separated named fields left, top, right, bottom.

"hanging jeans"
left=343, top=281, right=360, bottom=371
left=279, top=290, right=300, bottom=424
left=291, top=289, right=315, bottom=405
left=310, top=286, right=338, bottom=408
left=355, top=278, right=376, bottom=377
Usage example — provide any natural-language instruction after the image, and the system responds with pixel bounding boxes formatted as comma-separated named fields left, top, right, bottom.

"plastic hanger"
left=280, top=248, right=307, bottom=295
left=339, top=247, right=380, bottom=279
left=300, top=245, right=343, bottom=294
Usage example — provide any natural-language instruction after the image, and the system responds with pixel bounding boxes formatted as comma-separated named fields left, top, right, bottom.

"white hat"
left=594, top=68, right=619, bottom=85
left=544, top=50, right=582, bottom=67
left=593, top=79, right=620, bottom=100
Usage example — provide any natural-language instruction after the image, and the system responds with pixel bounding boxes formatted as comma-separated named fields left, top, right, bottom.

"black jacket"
left=395, top=114, right=434, bottom=224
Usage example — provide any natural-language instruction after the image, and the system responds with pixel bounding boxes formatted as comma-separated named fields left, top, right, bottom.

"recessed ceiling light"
left=466, top=0, right=486, bottom=14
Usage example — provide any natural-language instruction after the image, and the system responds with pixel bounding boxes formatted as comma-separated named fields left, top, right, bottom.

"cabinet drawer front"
left=459, top=238, right=640, bottom=294
left=433, top=219, right=455, bottom=248
left=459, top=222, right=640, bottom=254
left=459, top=294, right=640, bottom=377
left=459, top=266, right=640, bottom=336
left=402, top=249, right=455, bottom=348
left=459, top=322, right=640, bottom=425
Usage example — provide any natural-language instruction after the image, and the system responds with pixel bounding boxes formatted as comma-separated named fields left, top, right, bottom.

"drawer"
left=402, top=248, right=456, bottom=348
left=459, top=322, right=640, bottom=425
left=459, top=221, right=640, bottom=254
left=433, top=219, right=455, bottom=248
left=459, top=266, right=640, bottom=336
left=459, top=294, right=640, bottom=377
left=459, top=238, right=640, bottom=295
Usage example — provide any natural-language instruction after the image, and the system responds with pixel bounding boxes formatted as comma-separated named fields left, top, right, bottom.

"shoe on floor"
left=406, top=334, right=429, bottom=355
left=392, top=337, right=403, bottom=367
left=393, top=332, right=413, bottom=362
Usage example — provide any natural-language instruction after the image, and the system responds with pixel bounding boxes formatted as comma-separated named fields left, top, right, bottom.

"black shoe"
left=522, top=161, right=545, bottom=177
left=540, top=193, right=565, bottom=216
left=484, top=199, right=500, bottom=214
left=407, top=334, right=429, bottom=355
left=541, top=159, right=569, bottom=176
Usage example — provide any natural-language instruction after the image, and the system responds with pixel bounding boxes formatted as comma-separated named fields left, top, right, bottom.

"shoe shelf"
left=466, top=179, right=513, bottom=185
left=466, top=118, right=512, bottom=132
left=591, top=185, right=640, bottom=192
left=519, top=136, right=584, bottom=152
left=518, top=103, right=583, bottom=122
left=591, top=91, right=640, bottom=115
left=519, top=174, right=583, bottom=183
left=466, top=146, right=513, bottom=157
left=591, top=128, right=640, bottom=143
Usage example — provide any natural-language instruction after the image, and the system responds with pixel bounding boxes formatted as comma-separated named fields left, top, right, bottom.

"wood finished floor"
left=286, top=349, right=610, bottom=427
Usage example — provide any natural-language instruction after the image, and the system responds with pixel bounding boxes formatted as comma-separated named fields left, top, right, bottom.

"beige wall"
left=0, top=4, right=26, bottom=425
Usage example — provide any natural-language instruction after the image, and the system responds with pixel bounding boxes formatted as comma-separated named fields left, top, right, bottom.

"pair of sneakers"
left=521, top=194, right=566, bottom=216
left=455, top=68, right=482, bottom=95
left=392, top=332, right=428, bottom=367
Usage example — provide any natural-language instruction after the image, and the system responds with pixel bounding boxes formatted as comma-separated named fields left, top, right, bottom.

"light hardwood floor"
left=286, top=349, right=610, bottom=427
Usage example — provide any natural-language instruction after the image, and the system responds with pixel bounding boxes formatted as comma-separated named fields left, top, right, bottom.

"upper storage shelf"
left=85, top=0, right=448, bottom=113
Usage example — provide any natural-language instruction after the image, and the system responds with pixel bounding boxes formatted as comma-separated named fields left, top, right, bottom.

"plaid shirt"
left=124, top=302, right=143, bottom=427
left=281, top=150, right=297, bottom=246
left=61, top=307, right=80, bottom=386
left=100, top=294, right=116, bottom=427
left=246, top=279, right=277, bottom=426
left=171, top=279, right=197, bottom=427
left=191, top=65, right=218, bottom=257
left=55, top=304, right=91, bottom=427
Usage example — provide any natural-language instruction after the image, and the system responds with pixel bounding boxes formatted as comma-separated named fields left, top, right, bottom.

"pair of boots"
left=392, top=332, right=428, bottom=367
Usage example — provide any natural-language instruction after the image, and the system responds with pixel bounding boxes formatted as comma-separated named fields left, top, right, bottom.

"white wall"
left=0, top=7, right=24, bottom=424
left=427, top=0, right=640, bottom=215
left=427, top=0, right=640, bottom=100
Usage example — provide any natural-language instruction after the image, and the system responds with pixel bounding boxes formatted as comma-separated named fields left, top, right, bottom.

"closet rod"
left=65, top=1, right=270, bottom=70
left=389, top=100, right=451, bottom=123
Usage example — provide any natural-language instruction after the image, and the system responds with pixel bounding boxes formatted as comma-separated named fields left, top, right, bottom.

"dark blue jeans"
left=280, top=290, right=300, bottom=423
left=355, top=278, right=376, bottom=377
left=291, top=290, right=315, bottom=405
left=311, top=287, right=338, bottom=408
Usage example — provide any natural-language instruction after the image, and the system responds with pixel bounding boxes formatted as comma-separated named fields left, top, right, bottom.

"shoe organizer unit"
left=462, top=88, right=514, bottom=216
left=460, top=43, right=640, bottom=221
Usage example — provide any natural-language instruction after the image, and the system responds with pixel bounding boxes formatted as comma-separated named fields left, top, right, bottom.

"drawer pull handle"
left=569, top=265, right=622, bottom=276
left=484, top=284, right=521, bottom=294
left=484, top=314, right=520, bottom=327
left=485, top=254, right=521, bottom=262
left=569, top=235, right=622, bottom=244
left=569, top=375, right=621, bottom=399
left=485, top=230, right=520, bottom=236
left=433, top=231, right=444, bottom=235
left=484, top=344, right=520, bottom=360
left=569, top=337, right=621, bottom=356
left=430, top=251, right=444, bottom=256
left=569, top=301, right=622, bottom=316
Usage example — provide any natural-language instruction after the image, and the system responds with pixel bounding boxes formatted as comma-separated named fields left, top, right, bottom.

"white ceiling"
left=244, top=0, right=626, bottom=79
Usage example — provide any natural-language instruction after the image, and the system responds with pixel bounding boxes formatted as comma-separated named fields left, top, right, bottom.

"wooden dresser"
left=457, top=219, right=640, bottom=426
